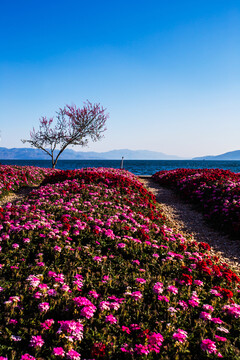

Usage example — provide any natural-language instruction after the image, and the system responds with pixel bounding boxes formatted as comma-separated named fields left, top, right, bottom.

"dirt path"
left=0, top=185, right=39, bottom=207
left=140, top=178, right=240, bottom=276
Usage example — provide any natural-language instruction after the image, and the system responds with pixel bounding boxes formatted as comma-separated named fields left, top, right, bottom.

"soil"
left=140, top=178, right=240, bottom=276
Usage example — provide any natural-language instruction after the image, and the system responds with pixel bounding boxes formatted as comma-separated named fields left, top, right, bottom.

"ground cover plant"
left=0, top=167, right=240, bottom=359
left=0, top=165, right=56, bottom=199
left=153, top=168, right=240, bottom=238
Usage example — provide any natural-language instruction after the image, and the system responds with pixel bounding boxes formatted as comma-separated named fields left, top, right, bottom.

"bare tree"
left=22, top=101, right=109, bottom=168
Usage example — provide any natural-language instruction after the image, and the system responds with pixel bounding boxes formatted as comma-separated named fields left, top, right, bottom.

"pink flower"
left=80, top=305, right=96, bottom=319
left=29, top=335, right=44, bottom=348
left=20, top=355, right=36, bottom=360
left=215, top=335, right=227, bottom=342
left=73, top=296, right=93, bottom=306
left=134, top=344, right=149, bottom=355
left=148, top=332, right=164, bottom=346
left=172, top=329, right=188, bottom=343
left=102, top=275, right=110, bottom=283
left=66, top=349, right=81, bottom=360
left=93, top=256, right=102, bottom=262
left=217, top=326, right=229, bottom=333
left=158, top=295, right=169, bottom=302
left=167, top=285, right=178, bottom=294
left=132, top=259, right=140, bottom=265
left=201, top=339, right=217, bottom=354
left=57, top=320, right=84, bottom=341
left=136, top=278, right=146, bottom=284
left=117, top=243, right=126, bottom=248
left=194, top=279, right=203, bottom=286
left=222, top=303, right=240, bottom=318
left=88, top=290, right=100, bottom=298
left=168, top=306, right=177, bottom=314
left=178, top=300, right=188, bottom=310
left=200, top=311, right=212, bottom=320
left=41, top=319, right=54, bottom=330
left=52, top=347, right=65, bottom=356
left=202, top=304, right=214, bottom=312
left=105, top=314, right=117, bottom=324
left=48, top=288, right=57, bottom=296
left=211, top=317, right=223, bottom=324
left=130, top=291, right=142, bottom=301
left=54, top=245, right=62, bottom=252
left=122, top=326, right=131, bottom=334
left=38, top=302, right=50, bottom=313
left=153, top=282, right=164, bottom=295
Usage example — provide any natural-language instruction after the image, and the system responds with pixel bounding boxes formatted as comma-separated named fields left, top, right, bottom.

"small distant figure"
left=120, top=156, right=124, bottom=169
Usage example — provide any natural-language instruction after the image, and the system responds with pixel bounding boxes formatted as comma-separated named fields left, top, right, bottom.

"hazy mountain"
left=193, top=150, right=240, bottom=160
left=0, top=147, right=184, bottom=160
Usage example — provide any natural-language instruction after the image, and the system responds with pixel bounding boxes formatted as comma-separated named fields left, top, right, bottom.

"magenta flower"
left=38, top=302, right=50, bottom=313
left=153, top=282, right=164, bottom=295
left=211, top=317, right=223, bottom=324
left=117, top=242, right=126, bottom=248
left=93, top=256, right=102, bottom=262
left=202, top=304, right=214, bottom=312
left=105, top=314, right=117, bottom=324
left=201, top=339, right=217, bottom=354
left=134, top=344, right=149, bottom=355
left=130, top=291, right=142, bottom=301
left=66, top=349, right=81, bottom=360
left=158, top=295, right=169, bottom=302
left=135, top=278, right=146, bottom=284
left=20, top=355, right=36, bottom=360
left=54, top=245, right=62, bottom=252
left=80, top=305, right=96, bottom=319
left=52, top=347, right=65, bottom=356
left=41, top=319, right=54, bottom=330
left=172, top=329, right=188, bottom=343
left=215, top=335, right=227, bottom=342
left=29, top=335, right=44, bottom=348
left=88, top=290, right=100, bottom=298
left=122, top=326, right=131, bottom=334
left=200, top=311, right=212, bottom=321
left=167, top=285, right=178, bottom=294
left=148, top=332, right=164, bottom=346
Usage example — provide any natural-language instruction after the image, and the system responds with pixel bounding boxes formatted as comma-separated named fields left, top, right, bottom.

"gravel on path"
left=140, top=178, right=240, bottom=276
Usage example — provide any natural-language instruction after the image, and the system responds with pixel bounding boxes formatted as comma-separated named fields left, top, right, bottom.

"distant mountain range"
left=0, top=147, right=184, bottom=160
left=193, top=150, right=240, bottom=160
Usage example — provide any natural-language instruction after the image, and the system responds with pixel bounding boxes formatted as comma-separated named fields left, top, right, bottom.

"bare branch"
left=21, top=101, right=109, bottom=168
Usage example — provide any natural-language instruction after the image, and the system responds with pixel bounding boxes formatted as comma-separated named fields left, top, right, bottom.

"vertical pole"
left=120, top=156, right=124, bottom=169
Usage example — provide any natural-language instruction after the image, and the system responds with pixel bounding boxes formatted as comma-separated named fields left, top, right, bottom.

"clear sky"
left=0, top=0, right=240, bottom=158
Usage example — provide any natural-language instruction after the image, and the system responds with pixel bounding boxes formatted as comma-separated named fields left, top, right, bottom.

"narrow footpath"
left=140, top=177, right=240, bottom=276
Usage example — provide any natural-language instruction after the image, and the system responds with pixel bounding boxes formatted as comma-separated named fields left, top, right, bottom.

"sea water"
left=1, top=159, right=240, bottom=175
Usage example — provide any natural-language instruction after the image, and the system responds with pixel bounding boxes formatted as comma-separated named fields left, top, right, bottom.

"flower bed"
left=0, top=167, right=240, bottom=359
left=0, top=165, right=56, bottom=199
left=152, top=168, right=240, bottom=237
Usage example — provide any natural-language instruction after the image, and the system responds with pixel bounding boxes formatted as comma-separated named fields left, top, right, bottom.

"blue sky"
left=0, top=0, right=240, bottom=157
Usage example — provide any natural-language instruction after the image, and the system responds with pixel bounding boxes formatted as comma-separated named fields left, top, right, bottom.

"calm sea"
left=1, top=159, right=240, bottom=175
